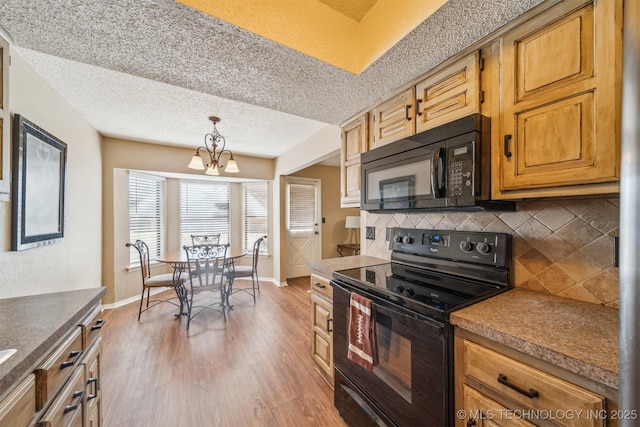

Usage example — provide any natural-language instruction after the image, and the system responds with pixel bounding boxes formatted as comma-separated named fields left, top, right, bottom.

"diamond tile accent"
left=581, top=200, right=619, bottom=233
left=556, top=251, right=603, bottom=282
left=557, top=218, right=603, bottom=248
left=518, top=248, right=553, bottom=275
left=361, top=198, right=620, bottom=306
left=536, top=265, right=576, bottom=294
left=516, top=218, right=552, bottom=243
left=534, top=202, right=575, bottom=231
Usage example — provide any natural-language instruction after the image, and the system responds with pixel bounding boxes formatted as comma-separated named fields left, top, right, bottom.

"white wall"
left=0, top=47, right=102, bottom=298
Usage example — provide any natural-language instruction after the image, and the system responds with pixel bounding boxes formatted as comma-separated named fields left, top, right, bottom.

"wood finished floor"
left=101, top=277, right=347, bottom=427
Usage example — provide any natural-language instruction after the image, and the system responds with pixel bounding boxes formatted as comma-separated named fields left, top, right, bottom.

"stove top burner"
left=333, top=228, right=512, bottom=321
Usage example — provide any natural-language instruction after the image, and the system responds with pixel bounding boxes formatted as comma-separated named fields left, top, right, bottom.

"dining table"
left=157, top=247, right=248, bottom=316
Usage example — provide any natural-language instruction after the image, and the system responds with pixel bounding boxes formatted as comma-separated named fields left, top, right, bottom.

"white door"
left=286, top=177, right=321, bottom=278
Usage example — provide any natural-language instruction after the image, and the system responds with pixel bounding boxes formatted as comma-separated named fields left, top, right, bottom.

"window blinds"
left=242, top=182, right=268, bottom=253
left=129, top=172, right=165, bottom=265
left=287, top=182, right=316, bottom=231
left=179, top=180, right=230, bottom=248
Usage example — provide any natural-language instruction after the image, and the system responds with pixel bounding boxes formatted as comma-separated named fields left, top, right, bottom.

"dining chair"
left=183, top=243, right=228, bottom=330
left=225, top=236, right=267, bottom=306
left=126, top=240, right=187, bottom=321
left=191, top=234, right=221, bottom=245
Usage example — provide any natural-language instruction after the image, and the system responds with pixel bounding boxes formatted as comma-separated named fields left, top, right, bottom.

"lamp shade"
left=225, top=157, right=240, bottom=173
left=188, top=153, right=205, bottom=170
left=345, top=216, right=360, bottom=229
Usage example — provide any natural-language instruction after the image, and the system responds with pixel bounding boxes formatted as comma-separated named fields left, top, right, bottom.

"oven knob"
left=402, top=236, right=413, bottom=244
left=394, top=285, right=405, bottom=294
left=394, top=236, right=403, bottom=243
left=403, top=288, right=415, bottom=297
left=476, top=242, right=491, bottom=255
left=460, top=241, right=473, bottom=252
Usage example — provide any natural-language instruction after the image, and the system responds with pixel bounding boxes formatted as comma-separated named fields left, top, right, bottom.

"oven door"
left=332, top=279, right=452, bottom=427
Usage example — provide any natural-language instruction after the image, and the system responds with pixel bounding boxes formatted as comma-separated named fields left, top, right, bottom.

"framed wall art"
left=11, top=114, right=67, bottom=251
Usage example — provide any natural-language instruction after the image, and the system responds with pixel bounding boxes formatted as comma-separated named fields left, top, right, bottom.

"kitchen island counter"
left=451, top=288, right=618, bottom=390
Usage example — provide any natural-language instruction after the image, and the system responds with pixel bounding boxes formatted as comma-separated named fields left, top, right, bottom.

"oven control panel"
left=390, top=228, right=511, bottom=267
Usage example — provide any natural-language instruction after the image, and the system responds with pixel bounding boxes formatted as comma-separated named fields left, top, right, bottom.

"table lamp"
left=345, top=216, right=361, bottom=245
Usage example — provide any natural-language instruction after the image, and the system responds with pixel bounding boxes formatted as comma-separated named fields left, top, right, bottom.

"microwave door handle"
left=431, top=147, right=445, bottom=198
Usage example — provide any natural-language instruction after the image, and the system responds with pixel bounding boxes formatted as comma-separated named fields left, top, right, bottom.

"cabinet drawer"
left=310, top=273, right=332, bottom=300
left=464, top=340, right=604, bottom=427
left=38, top=367, right=85, bottom=427
left=79, top=305, right=106, bottom=350
left=35, top=327, right=83, bottom=411
left=0, top=374, right=36, bottom=426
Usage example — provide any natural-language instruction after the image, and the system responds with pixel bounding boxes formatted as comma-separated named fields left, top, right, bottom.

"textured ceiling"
left=0, top=0, right=542, bottom=160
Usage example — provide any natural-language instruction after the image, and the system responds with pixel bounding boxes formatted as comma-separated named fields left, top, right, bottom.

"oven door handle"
left=372, top=301, right=443, bottom=336
left=333, top=279, right=444, bottom=336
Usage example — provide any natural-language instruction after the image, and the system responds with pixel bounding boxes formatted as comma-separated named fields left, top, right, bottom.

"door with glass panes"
left=285, top=177, right=321, bottom=278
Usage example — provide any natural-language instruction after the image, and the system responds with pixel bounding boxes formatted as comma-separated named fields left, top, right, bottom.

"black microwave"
left=360, top=114, right=514, bottom=212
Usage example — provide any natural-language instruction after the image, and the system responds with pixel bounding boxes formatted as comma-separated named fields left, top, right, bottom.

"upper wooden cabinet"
left=0, top=32, right=9, bottom=202
left=370, top=88, right=415, bottom=149
left=340, top=113, right=368, bottom=207
left=415, top=51, right=481, bottom=133
left=492, top=0, right=622, bottom=198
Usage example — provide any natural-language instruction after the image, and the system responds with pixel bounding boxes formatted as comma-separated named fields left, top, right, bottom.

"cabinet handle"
left=63, top=390, right=85, bottom=414
left=314, top=282, right=326, bottom=289
left=497, top=373, right=539, bottom=398
left=60, top=350, right=83, bottom=369
left=467, top=418, right=477, bottom=427
left=91, top=319, right=106, bottom=330
left=416, top=99, right=422, bottom=116
left=328, top=318, right=333, bottom=332
left=405, top=105, right=412, bottom=121
left=503, top=134, right=512, bottom=158
left=87, top=377, right=99, bottom=401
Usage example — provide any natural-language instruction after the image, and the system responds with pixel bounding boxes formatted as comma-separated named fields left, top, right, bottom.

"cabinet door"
left=0, top=33, right=9, bottom=201
left=84, top=338, right=102, bottom=427
left=370, top=87, right=415, bottom=149
left=463, top=385, right=535, bottom=427
left=496, top=0, right=621, bottom=196
left=416, top=51, right=480, bottom=133
left=310, top=292, right=333, bottom=383
left=341, top=114, right=368, bottom=207
left=0, top=374, right=36, bottom=426
left=37, top=367, right=85, bottom=427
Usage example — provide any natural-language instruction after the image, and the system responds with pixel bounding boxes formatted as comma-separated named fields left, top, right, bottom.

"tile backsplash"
left=362, top=198, right=619, bottom=307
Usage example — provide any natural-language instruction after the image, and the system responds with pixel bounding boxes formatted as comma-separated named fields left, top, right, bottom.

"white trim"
left=102, top=287, right=170, bottom=310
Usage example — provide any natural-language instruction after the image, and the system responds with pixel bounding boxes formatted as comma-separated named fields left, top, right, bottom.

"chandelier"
left=187, top=116, right=239, bottom=175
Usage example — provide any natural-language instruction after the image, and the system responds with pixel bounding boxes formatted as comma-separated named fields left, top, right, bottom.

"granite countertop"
left=308, top=255, right=388, bottom=277
left=0, top=287, right=106, bottom=400
left=450, top=288, right=619, bottom=390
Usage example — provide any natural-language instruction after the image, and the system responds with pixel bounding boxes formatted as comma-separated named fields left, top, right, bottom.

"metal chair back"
left=191, top=234, right=221, bottom=246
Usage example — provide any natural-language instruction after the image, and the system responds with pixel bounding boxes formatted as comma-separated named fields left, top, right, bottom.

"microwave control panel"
left=447, top=141, right=474, bottom=200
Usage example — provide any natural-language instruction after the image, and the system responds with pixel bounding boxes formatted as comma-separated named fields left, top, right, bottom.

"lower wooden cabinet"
left=0, top=300, right=105, bottom=427
left=455, top=334, right=615, bottom=427
left=34, top=306, right=105, bottom=427
left=83, top=338, right=102, bottom=427
left=463, top=384, right=535, bottom=427
left=38, top=368, right=85, bottom=427
left=0, top=374, right=36, bottom=426
left=310, top=272, right=334, bottom=386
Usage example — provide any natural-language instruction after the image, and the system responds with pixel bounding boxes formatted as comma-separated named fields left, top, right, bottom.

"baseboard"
left=102, top=287, right=169, bottom=310
left=105, top=278, right=287, bottom=309
left=233, top=277, right=286, bottom=287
